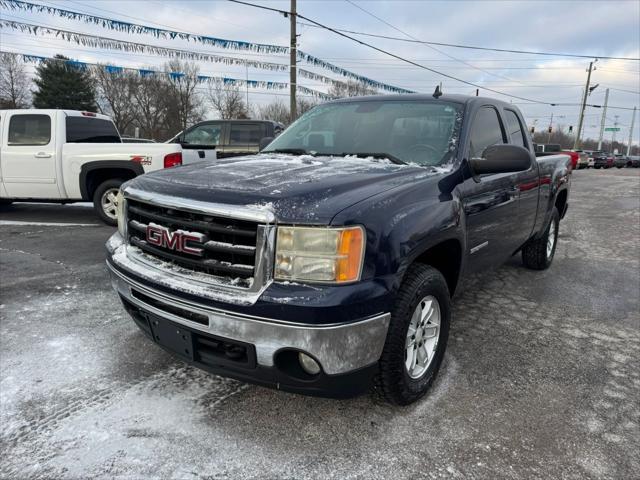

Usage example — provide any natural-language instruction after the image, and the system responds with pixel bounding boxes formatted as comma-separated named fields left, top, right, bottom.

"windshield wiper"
left=339, top=152, right=407, bottom=165
left=265, top=148, right=309, bottom=155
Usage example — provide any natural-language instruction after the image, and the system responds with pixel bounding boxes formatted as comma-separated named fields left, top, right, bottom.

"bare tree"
left=207, top=80, right=249, bottom=119
left=255, top=97, right=320, bottom=125
left=164, top=60, right=205, bottom=135
left=328, top=80, right=377, bottom=98
left=255, top=98, right=289, bottom=125
left=296, top=97, right=319, bottom=117
left=0, top=53, right=31, bottom=108
left=132, top=75, right=170, bottom=141
left=94, top=66, right=140, bottom=135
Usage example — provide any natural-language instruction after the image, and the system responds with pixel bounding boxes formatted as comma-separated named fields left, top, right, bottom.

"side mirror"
left=259, top=136, right=274, bottom=151
left=469, top=144, right=531, bottom=175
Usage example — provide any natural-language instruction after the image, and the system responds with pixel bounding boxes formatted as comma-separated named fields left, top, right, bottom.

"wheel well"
left=85, top=168, right=136, bottom=200
left=413, top=239, right=462, bottom=296
left=555, top=189, right=568, bottom=218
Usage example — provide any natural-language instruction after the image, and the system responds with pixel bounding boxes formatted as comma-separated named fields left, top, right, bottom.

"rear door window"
left=228, top=123, right=266, bottom=145
left=468, top=107, right=505, bottom=158
left=66, top=117, right=121, bottom=143
left=504, top=110, right=527, bottom=148
left=8, top=114, right=51, bottom=146
left=183, top=123, right=223, bottom=146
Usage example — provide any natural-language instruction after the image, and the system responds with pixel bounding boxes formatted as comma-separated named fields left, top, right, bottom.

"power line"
left=229, top=0, right=640, bottom=110
left=343, top=0, right=526, bottom=85
left=295, top=22, right=640, bottom=62
left=1, top=0, right=411, bottom=92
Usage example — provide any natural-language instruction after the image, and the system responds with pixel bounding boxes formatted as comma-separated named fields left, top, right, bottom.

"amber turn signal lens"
left=336, top=227, right=364, bottom=283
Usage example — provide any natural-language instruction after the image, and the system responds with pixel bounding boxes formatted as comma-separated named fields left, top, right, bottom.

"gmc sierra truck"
left=0, top=109, right=184, bottom=224
left=106, top=94, right=571, bottom=405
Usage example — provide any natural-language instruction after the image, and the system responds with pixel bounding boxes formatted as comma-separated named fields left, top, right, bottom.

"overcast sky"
left=1, top=0, right=639, bottom=143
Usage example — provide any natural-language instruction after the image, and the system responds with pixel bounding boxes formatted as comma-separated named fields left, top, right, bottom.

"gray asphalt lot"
left=1, top=169, right=639, bottom=479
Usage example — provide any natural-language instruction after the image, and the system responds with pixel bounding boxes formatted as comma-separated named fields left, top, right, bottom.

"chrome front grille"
left=125, top=197, right=265, bottom=288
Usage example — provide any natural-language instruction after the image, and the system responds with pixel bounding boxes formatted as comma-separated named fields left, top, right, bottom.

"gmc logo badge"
left=146, top=224, right=205, bottom=256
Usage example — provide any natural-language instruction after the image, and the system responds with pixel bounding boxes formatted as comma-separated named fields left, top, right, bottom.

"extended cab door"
left=502, top=108, right=540, bottom=245
left=459, top=106, right=522, bottom=271
left=179, top=121, right=222, bottom=164
left=1, top=112, right=62, bottom=198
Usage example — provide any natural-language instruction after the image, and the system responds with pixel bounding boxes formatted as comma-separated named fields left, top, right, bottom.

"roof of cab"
left=0, top=109, right=112, bottom=121
left=325, top=93, right=516, bottom=109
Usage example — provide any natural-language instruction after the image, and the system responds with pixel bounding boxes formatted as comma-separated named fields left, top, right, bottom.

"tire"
left=522, top=207, right=560, bottom=270
left=375, top=264, right=451, bottom=405
left=93, top=179, right=123, bottom=226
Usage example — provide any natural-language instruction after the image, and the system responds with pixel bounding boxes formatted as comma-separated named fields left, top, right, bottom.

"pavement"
left=1, top=168, right=638, bottom=480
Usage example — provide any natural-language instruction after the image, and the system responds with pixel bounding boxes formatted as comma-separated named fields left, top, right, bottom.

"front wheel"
left=375, top=264, right=451, bottom=405
left=522, top=207, right=559, bottom=270
left=93, top=179, right=123, bottom=226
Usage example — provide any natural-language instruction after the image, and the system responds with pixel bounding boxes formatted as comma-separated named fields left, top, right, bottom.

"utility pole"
left=627, top=106, right=637, bottom=156
left=574, top=60, right=597, bottom=150
left=245, top=61, right=249, bottom=113
left=597, top=88, right=609, bottom=151
left=547, top=112, right=554, bottom=143
left=612, top=115, right=619, bottom=151
left=289, top=0, right=297, bottom=122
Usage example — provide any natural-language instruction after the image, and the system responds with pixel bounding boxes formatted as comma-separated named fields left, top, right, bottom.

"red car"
left=561, top=150, right=579, bottom=170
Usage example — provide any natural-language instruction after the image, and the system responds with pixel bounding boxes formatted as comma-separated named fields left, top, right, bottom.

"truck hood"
left=125, top=153, right=446, bottom=223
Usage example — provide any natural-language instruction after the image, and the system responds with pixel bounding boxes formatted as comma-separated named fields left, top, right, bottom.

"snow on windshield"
left=265, top=100, right=463, bottom=168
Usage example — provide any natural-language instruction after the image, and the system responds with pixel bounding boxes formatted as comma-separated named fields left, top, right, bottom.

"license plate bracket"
left=148, top=315, right=194, bottom=361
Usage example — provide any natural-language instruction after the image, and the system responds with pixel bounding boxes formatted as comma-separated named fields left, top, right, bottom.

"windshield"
left=265, top=100, right=463, bottom=166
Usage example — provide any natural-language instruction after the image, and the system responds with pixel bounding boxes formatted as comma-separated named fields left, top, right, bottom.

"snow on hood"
left=128, top=153, right=450, bottom=224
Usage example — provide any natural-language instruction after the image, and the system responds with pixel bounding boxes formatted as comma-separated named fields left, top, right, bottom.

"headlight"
left=274, top=226, right=365, bottom=283
left=116, top=190, right=126, bottom=237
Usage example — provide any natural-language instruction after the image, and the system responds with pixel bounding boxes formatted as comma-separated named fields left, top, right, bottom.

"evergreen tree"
left=33, top=55, right=97, bottom=111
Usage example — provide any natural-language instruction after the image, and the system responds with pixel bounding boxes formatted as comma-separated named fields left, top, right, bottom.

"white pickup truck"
left=0, top=109, right=187, bottom=225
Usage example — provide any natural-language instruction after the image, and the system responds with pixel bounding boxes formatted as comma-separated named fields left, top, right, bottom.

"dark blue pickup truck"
left=106, top=94, right=571, bottom=405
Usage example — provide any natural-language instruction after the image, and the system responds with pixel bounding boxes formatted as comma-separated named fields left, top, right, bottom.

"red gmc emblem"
left=146, top=224, right=205, bottom=256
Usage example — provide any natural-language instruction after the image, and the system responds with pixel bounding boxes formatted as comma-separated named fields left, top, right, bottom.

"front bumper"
left=107, top=233, right=391, bottom=396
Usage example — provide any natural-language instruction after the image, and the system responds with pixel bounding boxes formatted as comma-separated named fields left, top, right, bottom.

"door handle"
left=34, top=152, right=52, bottom=158
left=197, top=150, right=205, bottom=159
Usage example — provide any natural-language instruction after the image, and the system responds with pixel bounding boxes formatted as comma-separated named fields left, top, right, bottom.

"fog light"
left=298, top=352, right=321, bottom=375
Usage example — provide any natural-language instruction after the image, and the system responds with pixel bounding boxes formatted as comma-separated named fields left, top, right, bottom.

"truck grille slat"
left=126, top=199, right=260, bottom=286
left=128, top=204, right=257, bottom=238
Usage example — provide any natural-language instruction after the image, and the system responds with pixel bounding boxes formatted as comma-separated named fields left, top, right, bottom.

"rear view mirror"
left=259, top=136, right=274, bottom=151
left=469, top=144, right=531, bottom=175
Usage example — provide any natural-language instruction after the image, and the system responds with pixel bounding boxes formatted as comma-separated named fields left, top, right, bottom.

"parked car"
left=167, top=119, right=284, bottom=164
left=106, top=94, right=571, bottom=405
left=562, top=150, right=579, bottom=170
left=625, top=155, right=640, bottom=167
left=573, top=150, right=589, bottom=169
left=583, top=150, right=600, bottom=168
left=0, top=109, right=183, bottom=225
left=593, top=152, right=614, bottom=169
left=122, top=137, right=156, bottom=143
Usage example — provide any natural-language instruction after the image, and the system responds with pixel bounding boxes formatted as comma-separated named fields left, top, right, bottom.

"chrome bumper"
left=107, top=234, right=390, bottom=375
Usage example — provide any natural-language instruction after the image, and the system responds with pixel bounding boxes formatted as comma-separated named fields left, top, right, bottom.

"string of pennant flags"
left=0, top=0, right=414, bottom=94
left=0, top=20, right=291, bottom=72
left=0, top=19, right=399, bottom=92
left=1, top=51, right=335, bottom=100
left=0, top=0, right=288, bottom=54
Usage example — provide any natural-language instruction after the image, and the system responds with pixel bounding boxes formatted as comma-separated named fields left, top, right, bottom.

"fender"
left=535, top=163, right=570, bottom=239
left=79, top=160, right=144, bottom=200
